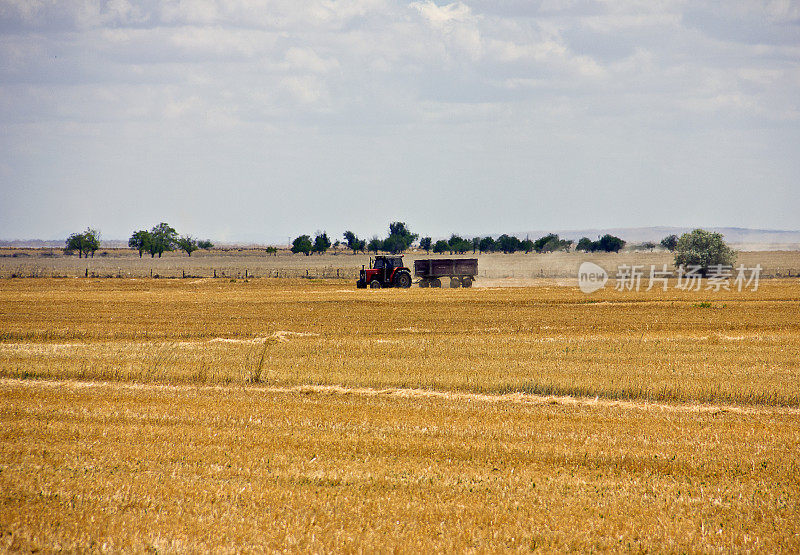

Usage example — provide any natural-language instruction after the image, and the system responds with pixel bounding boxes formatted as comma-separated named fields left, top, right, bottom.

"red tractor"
left=357, top=255, right=413, bottom=289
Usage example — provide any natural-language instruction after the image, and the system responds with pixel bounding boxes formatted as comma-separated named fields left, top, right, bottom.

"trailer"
left=414, top=258, right=478, bottom=288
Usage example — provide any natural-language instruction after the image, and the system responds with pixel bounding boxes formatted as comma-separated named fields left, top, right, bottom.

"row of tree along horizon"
left=292, top=222, right=669, bottom=256
left=66, top=221, right=682, bottom=258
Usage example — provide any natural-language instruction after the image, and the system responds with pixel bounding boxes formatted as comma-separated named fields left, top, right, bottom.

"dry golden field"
left=1, top=277, right=799, bottom=550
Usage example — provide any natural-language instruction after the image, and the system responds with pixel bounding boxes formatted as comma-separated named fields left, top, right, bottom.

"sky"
left=1, top=0, right=799, bottom=244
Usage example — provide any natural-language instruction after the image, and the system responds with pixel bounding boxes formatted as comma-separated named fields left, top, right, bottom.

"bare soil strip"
left=3, top=377, right=797, bottom=416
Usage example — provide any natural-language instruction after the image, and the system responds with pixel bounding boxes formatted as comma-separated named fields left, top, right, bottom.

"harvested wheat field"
left=1, top=278, right=799, bottom=551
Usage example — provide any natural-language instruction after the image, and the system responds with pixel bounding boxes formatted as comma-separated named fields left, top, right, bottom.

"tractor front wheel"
left=394, top=272, right=412, bottom=289
left=369, top=280, right=382, bottom=289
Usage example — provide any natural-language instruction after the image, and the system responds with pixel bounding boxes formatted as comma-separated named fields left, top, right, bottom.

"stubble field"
left=1, top=276, right=799, bottom=550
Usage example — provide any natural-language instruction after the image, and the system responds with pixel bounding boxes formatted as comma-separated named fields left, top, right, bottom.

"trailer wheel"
left=431, top=278, right=442, bottom=288
left=394, top=271, right=412, bottom=289
left=369, top=280, right=382, bottom=289
left=461, top=276, right=473, bottom=288
left=450, top=277, right=461, bottom=288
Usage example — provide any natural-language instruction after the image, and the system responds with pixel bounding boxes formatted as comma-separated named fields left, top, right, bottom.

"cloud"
left=1, top=0, right=798, bottom=238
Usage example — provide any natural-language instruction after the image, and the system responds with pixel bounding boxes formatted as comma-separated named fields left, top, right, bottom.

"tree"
left=660, top=234, right=679, bottom=251
left=148, top=222, right=178, bottom=258
left=66, top=228, right=100, bottom=258
left=312, top=232, right=331, bottom=255
left=343, top=231, right=366, bottom=254
left=176, top=235, right=198, bottom=256
left=382, top=234, right=407, bottom=254
left=197, top=239, right=214, bottom=250
left=448, top=234, right=471, bottom=254
left=595, top=234, right=625, bottom=253
left=433, top=239, right=450, bottom=254
left=419, top=237, right=432, bottom=253
left=674, top=229, right=736, bottom=275
left=472, top=237, right=480, bottom=253
left=576, top=237, right=593, bottom=252
left=384, top=221, right=418, bottom=254
left=520, top=238, right=534, bottom=253
left=265, top=246, right=277, bottom=256
left=65, top=233, right=84, bottom=258
left=497, top=234, right=521, bottom=254
left=291, top=235, right=312, bottom=255
left=367, top=236, right=382, bottom=254
left=479, top=236, right=496, bottom=253
left=128, top=230, right=151, bottom=258
left=641, top=241, right=656, bottom=251
left=534, top=233, right=572, bottom=253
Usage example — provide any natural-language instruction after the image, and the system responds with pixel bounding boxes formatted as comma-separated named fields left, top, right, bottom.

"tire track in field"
left=1, top=378, right=797, bottom=416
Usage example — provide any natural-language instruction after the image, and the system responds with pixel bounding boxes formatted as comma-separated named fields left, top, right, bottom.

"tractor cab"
left=357, top=255, right=412, bottom=289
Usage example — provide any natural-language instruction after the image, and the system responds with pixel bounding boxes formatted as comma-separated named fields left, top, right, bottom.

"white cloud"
left=1, top=0, right=798, bottom=238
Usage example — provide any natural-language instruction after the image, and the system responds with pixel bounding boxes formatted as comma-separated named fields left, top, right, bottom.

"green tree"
left=448, top=234, right=471, bottom=254
left=674, top=229, right=736, bottom=275
left=534, top=234, right=556, bottom=253
left=497, top=234, right=521, bottom=254
left=197, top=239, right=214, bottom=250
left=128, top=230, right=151, bottom=258
left=520, top=238, right=534, bottom=253
left=419, top=237, right=432, bottom=253
left=384, top=221, right=418, bottom=254
left=312, top=232, right=331, bottom=255
left=433, top=239, right=450, bottom=254
left=479, top=236, right=496, bottom=253
left=291, top=235, right=313, bottom=255
left=176, top=235, right=198, bottom=256
left=367, top=236, right=382, bottom=254
left=65, top=228, right=100, bottom=258
left=472, top=237, right=480, bottom=253
left=382, top=234, right=406, bottom=254
left=576, top=237, right=593, bottom=252
left=641, top=241, right=656, bottom=251
left=147, top=222, right=178, bottom=258
left=660, top=234, right=679, bottom=251
left=343, top=231, right=366, bottom=254
left=534, top=233, right=572, bottom=253
left=265, top=246, right=277, bottom=256
left=595, top=234, right=625, bottom=253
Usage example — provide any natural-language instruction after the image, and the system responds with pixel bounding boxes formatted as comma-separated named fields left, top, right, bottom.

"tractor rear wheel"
left=369, top=280, right=382, bottom=289
left=394, top=271, right=412, bottom=289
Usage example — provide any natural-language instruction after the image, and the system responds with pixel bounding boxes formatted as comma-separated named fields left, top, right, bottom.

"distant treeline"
left=63, top=221, right=680, bottom=258
left=291, top=222, right=629, bottom=256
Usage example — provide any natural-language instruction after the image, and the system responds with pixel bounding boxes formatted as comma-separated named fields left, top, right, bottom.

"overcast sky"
left=1, top=0, right=799, bottom=243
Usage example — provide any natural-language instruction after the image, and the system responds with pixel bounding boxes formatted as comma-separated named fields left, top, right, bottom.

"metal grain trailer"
left=414, top=258, right=478, bottom=288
